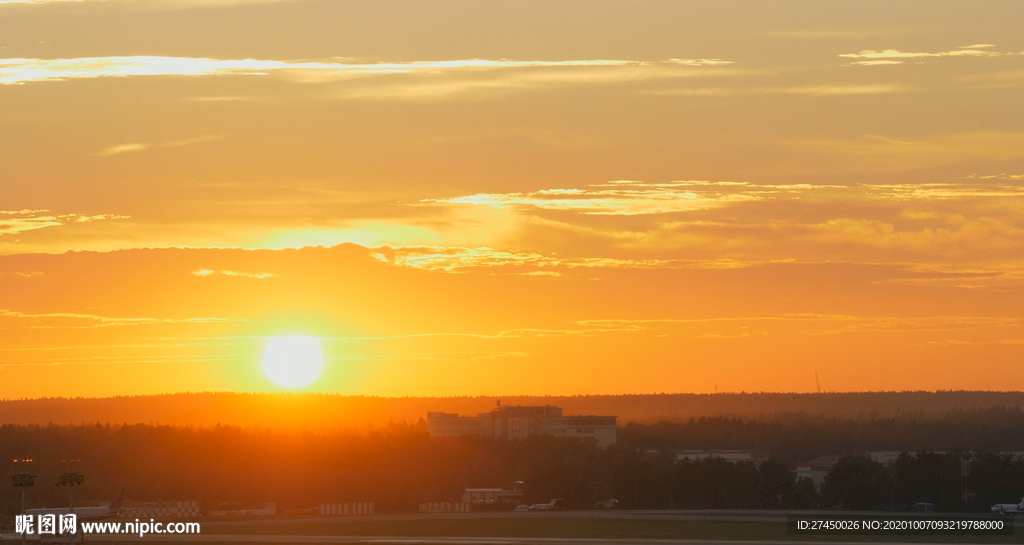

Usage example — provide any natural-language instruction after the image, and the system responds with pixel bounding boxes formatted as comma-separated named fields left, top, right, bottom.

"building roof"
left=797, top=455, right=845, bottom=468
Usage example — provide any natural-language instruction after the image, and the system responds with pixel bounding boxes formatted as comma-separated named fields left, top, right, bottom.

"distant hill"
left=2, top=391, right=1023, bottom=430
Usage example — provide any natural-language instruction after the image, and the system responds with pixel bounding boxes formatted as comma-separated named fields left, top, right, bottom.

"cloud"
left=166, top=133, right=225, bottom=147
left=647, top=84, right=908, bottom=97
left=840, top=46, right=1022, bottom=65
left=0, top=308, right=243, bottom=329
left=412, top=178, right=1024, bottom=280
left=0, top=0, right=82, bottom=3
left=0, top=210, right=129, bottom=235
left=0, top=271, right=44, bottom=278
left=0, top=56, right=661, bottom=86
left=662, top=59, right=733, bottom=66
left=9, top=177, right=1024, bottom=285
left=0, top=309, right=158, bottom=325
left=321, top=59, right=741, bottom=101
left=793, top=132, right=1024, bottom=168
left=425, top=180, right=773, bottom=216
left=962, top=173, right=1024, bottom=181
left=578, top=314, right=1024, bottom=338
left=98, top=134, right=224, bottom=156
left=867, top=183, right=1024, bottom=200
left=848, top=60, right=904, bottom=66
left=193, top=269, right=274, bottom=279
left=187, top=96, right=251, bottom=102
left=371, top=245, right=785, bottom=272
left=0, top=56, right=741, bottom=102
left=98, top=143, right=150, bottom=156
left=807, top=217, right=1024, bottom=254
left=804, top=315, right=1024, bottom=336
left=780, top=85, right=907, bottom=96
left=766, top=28, right=931, bottom=39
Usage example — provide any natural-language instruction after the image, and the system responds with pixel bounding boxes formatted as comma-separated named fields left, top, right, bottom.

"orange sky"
left=1, top=0, right=1023, bottom=397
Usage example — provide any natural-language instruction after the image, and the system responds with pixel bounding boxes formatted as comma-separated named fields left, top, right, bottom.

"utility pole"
left=815, top=373, right=822, bottom=394
left=57, top=459, right=84, bottom=545
left=12, top=458, right=36, bottom=545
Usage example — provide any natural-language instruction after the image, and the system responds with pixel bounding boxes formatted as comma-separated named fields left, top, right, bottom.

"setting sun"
left=262, top=336, right=324, bottom=388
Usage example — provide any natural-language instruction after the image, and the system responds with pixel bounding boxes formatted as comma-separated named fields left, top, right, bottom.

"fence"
left=419, top=501, right=471, bottom=513
left=317, top=502, right=375, bottom=515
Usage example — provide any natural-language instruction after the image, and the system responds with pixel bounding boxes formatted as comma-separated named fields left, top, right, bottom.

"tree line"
left=4, top=391, right=1024, bottom=431
left=2, top=406, right=1023, bottom=515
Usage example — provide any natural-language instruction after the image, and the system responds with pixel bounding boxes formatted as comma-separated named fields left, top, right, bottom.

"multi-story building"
left=427, top=404, right=617, bottom=447
left=462, top=482, right=525, bottom=508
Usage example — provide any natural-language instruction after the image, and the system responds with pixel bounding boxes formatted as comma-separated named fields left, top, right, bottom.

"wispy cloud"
left=193, top=269, right=274, bottom=279
left=578, top=314, right=1024, bottom=337
left=187, top=96, right=252, bottom=102
left=98, top=143, right=150, bottom=156
left=962, top=173, right=1024, bottom=181
left=0, top=309, right=159, bottom=325
left=0, top=56, right=664, bottom=86
left=166, top=133, right=225, bottom=147
left=411, top=177, right=1024, bottom=280
left=98, top=134, right=224, bottom=156
left=766, top=28, right=931, bottom=39
left=370, top=245, right=757, bottom=272
left=647, top=84, right=908, bottom=97
left=841, top=46, right=1022, bottom=65
left=0, top=271, right=44, bottom=278
left=0, top=0, right=82, bottom=4
left=867, top=182, right=1024, bottom=200
left=0, top=210, right=129, bottom=235
left=325, top=60, right=741, bottom=100
left=662, top=59, right=733, bottom=66
left=793, top=131, right=1024, bottom=168
left=424, top=180, right=775, bottom=216
left=0, top=308, right=243, bottom=329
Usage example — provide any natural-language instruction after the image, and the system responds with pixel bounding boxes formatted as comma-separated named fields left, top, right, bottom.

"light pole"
left=57, top=459, right=84, bottom=545
left=11, top=458, right=36, bottom=545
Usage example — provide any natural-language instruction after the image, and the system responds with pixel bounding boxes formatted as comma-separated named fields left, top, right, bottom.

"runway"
left=196, top=509, right=982, bottom=527
left=84, top=510, right=1012, bottom=544
left=99, top=535, right=983, bottom=545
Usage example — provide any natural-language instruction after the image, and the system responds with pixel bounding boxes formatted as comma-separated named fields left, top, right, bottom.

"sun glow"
left=262, top=336, right=324, bottom=388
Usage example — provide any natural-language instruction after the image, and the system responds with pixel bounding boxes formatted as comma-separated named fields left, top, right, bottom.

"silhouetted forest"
left=621, top=405, right=1024, bottom=463
left=3, top=391, right=1024, bottom=430
left=3, top=406, right=1024, bottom=516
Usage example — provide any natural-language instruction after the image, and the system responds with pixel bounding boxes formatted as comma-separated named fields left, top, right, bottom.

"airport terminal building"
left=427, top=405, right=617, bottom=447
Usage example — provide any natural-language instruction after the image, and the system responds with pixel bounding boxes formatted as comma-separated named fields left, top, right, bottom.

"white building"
left=796, top=454, right=844, bottom=489
left=462, top=482, right=525, bottom=507
left=796, top=452, right=906, bottom=488
left=427, top=405, right=617, bottom=447
left=673, top=449, right=771, bottom=465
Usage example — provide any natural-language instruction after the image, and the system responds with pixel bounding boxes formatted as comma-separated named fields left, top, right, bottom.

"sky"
left=1, top=0, right=1023, bottom=398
